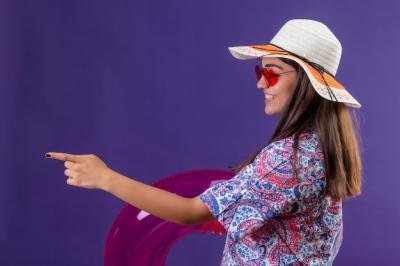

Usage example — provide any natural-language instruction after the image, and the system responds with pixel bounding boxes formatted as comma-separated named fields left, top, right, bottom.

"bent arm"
left=102, top=169, right=215, bottom=226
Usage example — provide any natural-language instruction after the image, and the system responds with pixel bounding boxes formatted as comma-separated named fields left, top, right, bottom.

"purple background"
left=1, top=0, right=398, bottom=265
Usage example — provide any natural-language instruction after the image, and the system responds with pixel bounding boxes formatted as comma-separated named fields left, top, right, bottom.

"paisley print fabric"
left=199, top=127, right=343, bottom=265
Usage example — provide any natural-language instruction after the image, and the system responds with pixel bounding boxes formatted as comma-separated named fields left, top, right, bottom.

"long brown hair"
left=228, top=57, right=363, bottom=201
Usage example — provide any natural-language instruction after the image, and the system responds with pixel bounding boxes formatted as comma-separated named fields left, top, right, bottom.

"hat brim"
left=228, top=45, right=361, bottom=109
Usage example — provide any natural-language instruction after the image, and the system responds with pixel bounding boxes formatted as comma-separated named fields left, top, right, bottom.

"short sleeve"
left=199, top=139, right=323, bottom=242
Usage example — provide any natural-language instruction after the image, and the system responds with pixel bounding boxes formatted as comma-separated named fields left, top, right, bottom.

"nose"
left=257, top=76, right=269, bottom=90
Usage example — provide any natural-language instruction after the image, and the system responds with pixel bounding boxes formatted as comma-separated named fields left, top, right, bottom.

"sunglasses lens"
left=267, top=69, right=278, bottom=86
left=255, top=65, right=280, bottom=87
left=255, top=65, right=262, bottom=80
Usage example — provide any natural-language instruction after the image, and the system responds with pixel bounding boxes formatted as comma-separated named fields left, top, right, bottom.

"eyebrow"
left=264, top=63, right=283, bottom=70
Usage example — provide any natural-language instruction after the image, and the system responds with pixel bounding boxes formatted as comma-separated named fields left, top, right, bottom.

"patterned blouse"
left=199, top=127, right=343, bottom=265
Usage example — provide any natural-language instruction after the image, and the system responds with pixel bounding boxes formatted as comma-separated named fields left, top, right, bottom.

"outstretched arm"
left=103, top=170, right=215, bottom=226
left=45, top=152, right=215, bottom=226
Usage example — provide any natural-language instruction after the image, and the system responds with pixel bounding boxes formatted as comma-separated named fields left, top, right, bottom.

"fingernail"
left=45, top=153, right=51, bottom=158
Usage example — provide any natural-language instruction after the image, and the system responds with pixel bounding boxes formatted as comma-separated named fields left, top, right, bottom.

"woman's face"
left=256, top=57, right=299, bottom=116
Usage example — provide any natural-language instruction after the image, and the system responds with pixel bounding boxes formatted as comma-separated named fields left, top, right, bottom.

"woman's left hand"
left=45, top=152, right=112, bottom=190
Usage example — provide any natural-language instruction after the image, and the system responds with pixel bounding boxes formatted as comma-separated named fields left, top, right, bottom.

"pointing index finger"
left=46, top=152, right=80, bottom=162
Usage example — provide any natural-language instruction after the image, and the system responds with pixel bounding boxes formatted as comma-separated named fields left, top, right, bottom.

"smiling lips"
left=264, top=94, right=276, bottom=101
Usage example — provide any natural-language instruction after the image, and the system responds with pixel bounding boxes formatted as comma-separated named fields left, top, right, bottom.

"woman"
left=46, top=19, right=363, bottom=265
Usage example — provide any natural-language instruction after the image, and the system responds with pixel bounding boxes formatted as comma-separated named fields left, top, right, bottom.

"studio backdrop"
left=1, top=0, right=398, bottom=265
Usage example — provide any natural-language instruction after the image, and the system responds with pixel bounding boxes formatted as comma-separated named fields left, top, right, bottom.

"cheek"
left=280, top=78, right=297, bottom=97
left=275, top=81, right=296, bottom=106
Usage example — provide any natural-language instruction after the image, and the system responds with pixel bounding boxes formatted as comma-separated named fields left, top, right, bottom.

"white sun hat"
left=228, top=19, right=362, bottom=108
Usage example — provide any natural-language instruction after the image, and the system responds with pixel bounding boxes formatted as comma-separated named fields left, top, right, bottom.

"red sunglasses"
left=255, top=65, right=296, bottom=87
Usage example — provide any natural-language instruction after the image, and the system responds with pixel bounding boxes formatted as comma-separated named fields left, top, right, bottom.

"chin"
left=264, top=107, right=276, bottom=116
